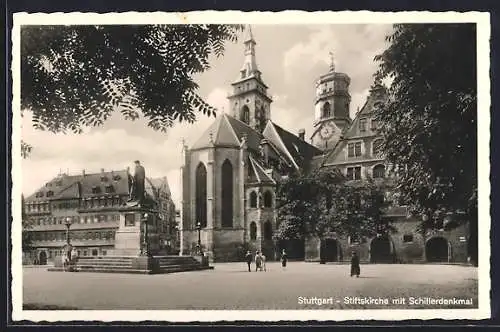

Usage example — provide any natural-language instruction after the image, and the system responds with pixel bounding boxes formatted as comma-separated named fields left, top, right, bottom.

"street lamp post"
left=174, top=224, right=180, bottom=255
left=64, top=217, right=73, bottom=271
left=196, top=221, right=203, bottom=255
left=141, top=213, right=150, bottom=256
left=64, top=217, right=72, bottom=246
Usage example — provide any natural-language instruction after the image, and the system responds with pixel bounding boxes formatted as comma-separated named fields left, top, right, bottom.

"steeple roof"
left=235, top=25, right=261, bottom=83
left=244, top=24, right=255, bottom=43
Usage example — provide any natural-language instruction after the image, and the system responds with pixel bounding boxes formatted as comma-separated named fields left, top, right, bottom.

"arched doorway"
left=39, top=251, right=47, bottom=265
left=467, top=234, right=478, bottom=266
left=426, top=237, right=449, bottom=262
left=320, top=239, right=339, bottom=262
left=370, top=236, right=393, bottom=263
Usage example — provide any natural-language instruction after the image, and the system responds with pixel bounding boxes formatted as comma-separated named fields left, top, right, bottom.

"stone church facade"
left=180, top=26, right=470, bottom=263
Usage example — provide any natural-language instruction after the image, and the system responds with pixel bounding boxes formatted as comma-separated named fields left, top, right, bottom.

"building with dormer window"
left=181, top=25, right=469, bottom=264
left=22, top=169, right=177, bottom=265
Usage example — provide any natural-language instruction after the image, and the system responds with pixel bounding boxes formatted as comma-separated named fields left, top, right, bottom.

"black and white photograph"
left=11, top=11, right=490, bottom=322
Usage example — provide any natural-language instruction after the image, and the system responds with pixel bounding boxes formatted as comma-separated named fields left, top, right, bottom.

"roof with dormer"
left=25, top=169, right=170, bottom=203
left=146, top=177, right=172, bottom=198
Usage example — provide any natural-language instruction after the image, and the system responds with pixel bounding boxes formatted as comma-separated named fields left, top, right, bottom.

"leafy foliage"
left=21, top=24, right=244, bottom=149
left=275, top=167, right=393, bottom=241
left=373, top=24, right=477, bottom=238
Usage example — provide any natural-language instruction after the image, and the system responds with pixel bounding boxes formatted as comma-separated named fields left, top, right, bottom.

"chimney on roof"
left=82, top=169, right=86, bottom=177
left=298, top=128, right=305, bottom=140
left=100, top=168, right=107, bottom=182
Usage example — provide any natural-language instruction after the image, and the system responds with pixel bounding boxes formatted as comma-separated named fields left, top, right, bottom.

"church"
left=180, top=26, right=470, bottom=264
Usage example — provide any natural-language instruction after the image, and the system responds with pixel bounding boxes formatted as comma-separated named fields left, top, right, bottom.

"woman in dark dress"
left=281, top=249, right=288, bottom=268
left=350, top=251, right=360, bottom=277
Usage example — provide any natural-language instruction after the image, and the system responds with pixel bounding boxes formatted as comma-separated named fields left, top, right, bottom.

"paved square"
left=23, top=262, right=478, bottom=310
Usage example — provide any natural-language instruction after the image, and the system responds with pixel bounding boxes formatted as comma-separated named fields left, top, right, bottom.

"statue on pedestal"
left=128, top=160, right=146, bottom=206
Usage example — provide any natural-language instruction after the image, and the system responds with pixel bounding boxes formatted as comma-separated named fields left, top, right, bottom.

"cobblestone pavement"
left=23, top=262, right=478, bottom=310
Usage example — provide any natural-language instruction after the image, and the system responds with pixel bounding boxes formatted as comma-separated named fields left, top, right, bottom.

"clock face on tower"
left=319, top=121, right=336, bottom=139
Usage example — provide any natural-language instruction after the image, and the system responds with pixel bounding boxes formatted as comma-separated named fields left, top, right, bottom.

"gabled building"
left=181, top=25, right=470, bottom=264
left=181, top=26, right=323, bottom=261
left=308, top=81, right=469, bottom=264
left=319, top=82, right=388, bottom=181
left=22, top=169, right=176, bottom=265
left=181, top=112, right=323, bottom=261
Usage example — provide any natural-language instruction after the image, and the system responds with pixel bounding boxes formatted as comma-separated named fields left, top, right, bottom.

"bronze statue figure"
left=128, top=160, right=146, bottom=204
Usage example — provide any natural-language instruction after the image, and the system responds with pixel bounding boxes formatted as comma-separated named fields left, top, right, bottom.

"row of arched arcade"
left=314, top=236, right=453, bottom=263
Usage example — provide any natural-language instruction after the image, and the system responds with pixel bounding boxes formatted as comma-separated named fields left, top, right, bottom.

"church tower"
left=228, top=25, right=273, bottom=133
left=310, top=53, right=352, bottom=151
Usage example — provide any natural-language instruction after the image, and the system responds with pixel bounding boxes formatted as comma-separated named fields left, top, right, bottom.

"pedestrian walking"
left=62, top=252, right=69, bottom=272
left=281, top=249, right=288, bottom=269
left=350, top=251, right=360, bottom=277
left=70, top=247, right=78, bottom=263
left=255, top=251, right=263, bottom=271
left=245, top=250, right=253, bottom=272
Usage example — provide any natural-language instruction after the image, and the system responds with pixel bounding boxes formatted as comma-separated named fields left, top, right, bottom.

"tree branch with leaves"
left=21, top=24, right=244, bottom=157
left=373, top=24, right=477, bottom=264
left=275, top=167, right=393, bottom=241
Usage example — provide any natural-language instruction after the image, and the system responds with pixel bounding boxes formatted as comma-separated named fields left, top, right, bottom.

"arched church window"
left=221, top=159, right=233, bottom=228
left=263, top=190, right=273, bottom=208
left=195, top=163, right=207, bottom=228
left=249, top=191, right=258, bottom=208
left=241, top=105, right=250, bottom=124
left=263, top=221, right=273, bottom=240
left=373, top=164, right=386, bottom=179
left=250, top=222, right=257, bottom=240
left=322, top=102, right=331, bottom=118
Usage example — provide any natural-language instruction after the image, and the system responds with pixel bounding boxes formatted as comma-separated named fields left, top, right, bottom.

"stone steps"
left=77, top=261, right=134, bottom=266
left=73, top=264, right=209, bottom=274
left=60, top=255, right=213, bottom=274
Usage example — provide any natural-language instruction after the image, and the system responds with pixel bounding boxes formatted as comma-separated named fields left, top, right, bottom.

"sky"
left=21, top=24, right=393, bottom=206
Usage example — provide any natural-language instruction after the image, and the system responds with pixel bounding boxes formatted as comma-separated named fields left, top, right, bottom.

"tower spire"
left=228, top=24, right=272, bottom=132
left=329, top=51, right=335, bottom=72
left=238, top=25, right=260, bottom=80
left=244, top=24, right=254, bottom=43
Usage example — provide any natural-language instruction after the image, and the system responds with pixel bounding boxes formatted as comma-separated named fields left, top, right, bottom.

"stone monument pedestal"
left=110, top=203, right=158, bottom=256
left=193, top=254, right=210, bottom=267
